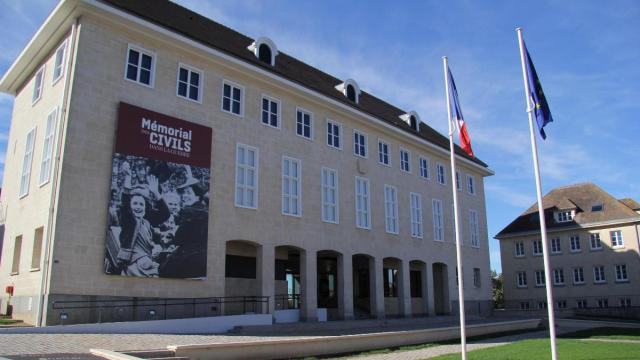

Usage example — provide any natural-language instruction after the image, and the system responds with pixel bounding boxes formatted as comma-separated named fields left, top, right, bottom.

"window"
left=520, top=302, right=530, bottom=310
left=517, top=271, right=527, bottom=287
left=515, top=241, right=525, bottom=257
left=620, top=298, right=631, bottom=308
left=32, top=65, right=45, bottom=104
left=591, top=204, right=604, bottom=212
left=31, top=228, right=44, bottom=270
left=321, top=167, right=338, bottom=223
left=469, top=210, right=479, bottom=247
left=296, top=108, right=313, bottom=140
left=39, top=109, right=57, bottom=186
left=557, top=300, right=567, bottom=309
left=551, top=237, right=561, bottom=254
left=235, top=144, right=258, bottom=208
left=176, top=64, right=203, bottom=102
left=535, top=270, right=545, bottom=287
left=11, top=236, right=23, bottom=274
left=353, top=130, right=367, bottom=158
left=436, top=163, right=446, bottom=185
left=538, top=301, right=547, bottom=310
left=473, top=268, right=481, bottom=288
left=355, top=177, right=370, bottom=229
left=282, top=157, right=301, bottom=216
left=610, top=230, right=624, bottom=248
left=378, top=140, right=390, bottom=166
left=467, top=175, right=475, bottom=194
left=573, top=267, right=585, bottom=284
left=52, top=41, right=67, bottom=84
left=615, top=264, right=628, bottom=282
left=20, top=128, right=37, bottom=197
left=383, top=268, right=398, bottom=297
left=419, top=157, right=429, bottom=179
left=346, top=84, right=357, bottom=102
left=410, top=192, right=423, bottom=238
left=576, top=299, right=587, bottom=309
left=410, top=270, right=422, bottom=297
left=570, top=235, right=581, bottom=252
left=455, top=172, right=461, bottom=191
left=261, top=95, right=280, bottom=128
left=593, top=266, right=606, bottom=283
left=553, top=268, right=564, bottom=285
left=258, top=43, right=272, bottom=64
left=399, top=148, right=410, bottom=173
left=432, top=199, right=444, bottom=241
left=222, top=80, right=243, bottom=116
left=125, top=45, right=154, bottom=87
left=590, top=233, right=602, bottom=250
left=326, top=120, right=341, bottom=149
left=532, top=239, right=542, bottom=256
left=556, top=210, right=573, bottom=223
left=597, top=299, right=608, bottom=308
left=384, top=185, right=399, bottom=234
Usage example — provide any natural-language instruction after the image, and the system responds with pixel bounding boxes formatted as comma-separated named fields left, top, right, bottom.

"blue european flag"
left=524, top=43, right=553, bottom=139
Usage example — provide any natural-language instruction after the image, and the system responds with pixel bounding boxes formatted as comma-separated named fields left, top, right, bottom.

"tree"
left=491, top=270, right=504, bottom=309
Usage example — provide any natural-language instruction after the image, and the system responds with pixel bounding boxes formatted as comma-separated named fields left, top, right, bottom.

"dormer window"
left=399, top=111, right=421, bottom=132
left=555, top=210, right=574, bottom=223
left=335, top=79, right=361, bottom=103
left=248, top=37, right=278, bottom=66
left=591, top=204, right=604, bottom=212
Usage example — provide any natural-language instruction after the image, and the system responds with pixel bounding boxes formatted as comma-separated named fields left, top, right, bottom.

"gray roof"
left=496, top=183, right=640, bottom=238
left=101, top=0, right=488, bottom=168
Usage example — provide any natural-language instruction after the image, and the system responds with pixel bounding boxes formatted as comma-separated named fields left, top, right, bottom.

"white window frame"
left=19, top=127, right=37, bottom=198
left=593, top=266, right=606, bottom=284
left=399, top=148, right=411, bottom=173
left=573, top=267, right=585, bottom=284
left=553, top=268, right=565, bottom=285
left=550, top=237, right=561, bottom=254
left=535, top=270, right=545, bottom=287
left=436, top=163, right=446, bottom=185
left=610, top=230, right=624, bottom=248
left=32, top=65, right=45, bottom=104
left=570, top=235, right=581, bottom=252
left=532, top=239, right=543, bottom=256
left=39, top=108, right=58, bottom=186
left=355, top=176, right=371, bottom=229
left=353, top=130, right=368, bottom=158
left=419, top=156, right=430, bottom=180
left=590, top=233, right=602, bottom=250
left=176, top=63, right=204, bottom=103
left=124, top=44, right=156, bottom=88
left=282, top=156, right=302, bottom=217
left=326, top=119, right=342, bottom=150
left=52, top=40, right=67, bottom=85
left=615, top=264, right=628, bottom=282
left=515, top=241, right=525, bottom=257
left=234, top=143, right=259, bottom=209
left=555, top=210, right=574, bottom=223
left=261, top=94, right=281, bottom=129
left=377, top=139, right=391, bottom=166
left=384, top=185, right=399, bottom=234
left=321, top=167, right=339, bottom=224
left=221, top=79, right=244, bottom=117
left=432, top=199, right=444, bottom=241
left=469, top=210, right=479, bottom=247
left=455, top=172, right=462, bottom=191
left=295, top=107, right=314, bottom=140
left=517, top=271, right=527, bottom=288
left=410, top=192, right=423, bottom=239
left=467, top=174, right=476, bottom=195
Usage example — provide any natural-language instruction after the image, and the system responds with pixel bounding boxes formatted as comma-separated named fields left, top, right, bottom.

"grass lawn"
left=0, top=318, right=20, bottom=325
left=561, top=327, right=640, bottom=341
left=429, top=338, right=640, bottom=360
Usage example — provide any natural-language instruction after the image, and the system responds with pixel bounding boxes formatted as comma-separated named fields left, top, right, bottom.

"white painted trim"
left=123, top=43, right=156, bottom=88
left=418, top=156, right=430, bottom=180
left=282, top=155, right=302, bottom=217
left=383, top=184, right=399, bottom=235
left=19, top=127, right=38, bottom=198
left=399, top=147, right=411, bottom=174
left=32, top=65, right=45, bottom=105
left=78, top=0, right=493, bottom=176
left=325, top=118, right=342, bottom=150
left=175, top=62, right=204, bottom=104
left=51, top=39, right=68, bottom=86
left=409, top=192, right=423, bottom=239
left=377, top=138, right=391, bottom=167
left=294, top=107, right=314, bottom=141
left=436, top=162, right=446, bottom=186
left=466, top=174, right=476, bottom=195
left=38, top=107, right=59, bottom=187
left=260, top=94, right=282, bottom=129
left=247, top=36, right=278, bottom=66
left=355, top=176, right=371, bottom=230
left=353, top=129, right=368, bottom=159
left=432, top=198, right=444, bottom=242
left=320, top=166, right=339, bottom=224
left=469, top=209, right=480, bottom=248
left=221, top=79, right=245, bottom=118
left=234, top=143, right=259, bottom=209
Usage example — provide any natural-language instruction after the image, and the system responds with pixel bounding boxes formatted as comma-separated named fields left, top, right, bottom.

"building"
left=496, top=183, right=640, bottom=312
left=0, top=0, right=493, bottom=326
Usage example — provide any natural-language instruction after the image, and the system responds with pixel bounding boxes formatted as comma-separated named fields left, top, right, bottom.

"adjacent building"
left=0, top=0, right=493, bottom=326
left=496, top=183, right=640, bottom=311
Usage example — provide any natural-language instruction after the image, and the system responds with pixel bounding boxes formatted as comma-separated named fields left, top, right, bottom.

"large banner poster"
left=105, top=102, right=212, bottom=279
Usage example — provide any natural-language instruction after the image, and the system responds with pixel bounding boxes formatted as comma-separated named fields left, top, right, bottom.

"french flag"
left=447, top=67, right=474, bottom=158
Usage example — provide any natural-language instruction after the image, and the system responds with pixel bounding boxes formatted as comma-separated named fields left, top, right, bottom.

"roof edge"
left=494, top=217, right=640, bottom=240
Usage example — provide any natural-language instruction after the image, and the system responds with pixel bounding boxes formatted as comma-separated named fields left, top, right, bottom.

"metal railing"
left=51, top=296, right=269, bottom=325
left=274, top=294, right=301, bottom=310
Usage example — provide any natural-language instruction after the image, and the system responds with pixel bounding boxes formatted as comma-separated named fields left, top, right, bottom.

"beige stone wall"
left=500, top=222, right=640, bottom=308
left=0, top=30, right=73, bottom=324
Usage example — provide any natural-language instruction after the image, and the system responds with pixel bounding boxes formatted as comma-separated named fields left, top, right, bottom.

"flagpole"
left=516, top=27, right=558, bottom=360
left=442, top=56, right=467, bottom=360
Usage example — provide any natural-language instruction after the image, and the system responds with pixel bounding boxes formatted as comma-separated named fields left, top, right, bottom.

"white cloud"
left=485, top=182, right=535, bottom=209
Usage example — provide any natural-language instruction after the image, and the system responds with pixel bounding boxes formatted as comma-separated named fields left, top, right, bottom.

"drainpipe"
left=36, top=17, right=81, bottom=327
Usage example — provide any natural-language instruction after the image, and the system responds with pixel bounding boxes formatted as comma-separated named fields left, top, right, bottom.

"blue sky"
left=1, top=1, right=639, bottom=273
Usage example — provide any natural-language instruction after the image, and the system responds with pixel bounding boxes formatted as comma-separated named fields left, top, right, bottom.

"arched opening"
left=274, top=245, right=302, bottom=310
left=258, top=43, right=272, bottom=65
left=432, top=262, right=450, bottom=315
left=352, top=253, right=375, bottom=319
left=346, top=84, right=356, bottom=102
left=383, top=257, right=402, bottom=317
left=224, top=240, right=260, bottom=315
left=317, top=250, right=341, bottom=320
left=410, top=260, right=429, bottom=316
left=410, top=115, right=418, bottom=130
